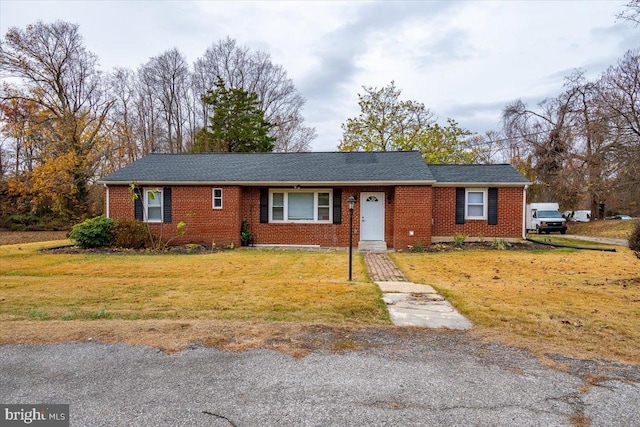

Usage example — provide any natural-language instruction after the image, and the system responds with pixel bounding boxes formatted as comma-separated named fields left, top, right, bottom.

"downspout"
left=104, top=184, right=110, bottom=219
left=522, top=185, right=528, bottom=240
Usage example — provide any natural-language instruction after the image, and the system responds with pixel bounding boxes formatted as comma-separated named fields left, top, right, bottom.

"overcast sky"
left=1, top=1, right=638, bottom=151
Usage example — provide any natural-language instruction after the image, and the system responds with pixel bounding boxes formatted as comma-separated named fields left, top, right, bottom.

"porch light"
left=347, top=196, right=356, bottom=210
left=347, top=195, right=356, bottom=281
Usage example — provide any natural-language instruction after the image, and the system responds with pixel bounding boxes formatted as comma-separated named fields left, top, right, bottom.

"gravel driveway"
left=1, top=330, right=638, bottom=426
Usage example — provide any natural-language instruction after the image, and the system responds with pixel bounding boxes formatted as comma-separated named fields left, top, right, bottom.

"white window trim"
left=212, top=188, right=223, bottom=209
left=144, top=188, right=163, bottom=223
left=269, top=189, right=333, bottom=223
left=465, top=188, right=487, bottom=220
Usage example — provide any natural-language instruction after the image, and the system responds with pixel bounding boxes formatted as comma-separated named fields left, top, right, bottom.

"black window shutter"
left=488, top=188, right=498, bottom=225
left=455, top=188, right=465, bottom=224
left=134, top=187, right=143, bottom=221
left=260, top=189, right=269, bottom=223
left=333, top=189, right=342, bottom=224
left=163, top=187, right=172, bottom=223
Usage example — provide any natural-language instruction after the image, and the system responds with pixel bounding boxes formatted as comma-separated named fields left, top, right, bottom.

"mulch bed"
left=42, top=241, right=552, bottom=255
left=404, top=241, right=553, bottom=253
left=42, top=244, right=225, bottom=255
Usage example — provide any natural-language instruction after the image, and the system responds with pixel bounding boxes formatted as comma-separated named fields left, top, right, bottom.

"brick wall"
left=107, top=185, right=242, bottom=246
left=107, top=186, right=135, bottom=220
left=107, top=183, right=523, bottom=248
left=392, top=186, right=432, bottom=249
left=240, top=186, right=396, bottom=248
left=432, top=186, right=524, bottom=240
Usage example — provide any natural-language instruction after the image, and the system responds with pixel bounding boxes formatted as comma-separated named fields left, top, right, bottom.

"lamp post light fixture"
left=347, top=195, right=356, bottom=281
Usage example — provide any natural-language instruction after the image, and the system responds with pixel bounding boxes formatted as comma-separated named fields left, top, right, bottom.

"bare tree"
left=617, top=0, right=640, bottom=27
left=271, top=112, right=315, bottom=152
left=140, top=48, right=190, bottom=153
left=135, top=65, right=163, bottom=155
left=565, top=71, right=618, bottom=217
left=193, top=37, right=315, bottom=152
left=502, top=93, right=576, bottom=204
left=103, top=67, right=138, bottom=173
left=597, top=49, right=640, bottom=215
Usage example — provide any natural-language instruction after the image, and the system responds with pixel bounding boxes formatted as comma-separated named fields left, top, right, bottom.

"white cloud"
left=1, top=0, right=636, bottom=152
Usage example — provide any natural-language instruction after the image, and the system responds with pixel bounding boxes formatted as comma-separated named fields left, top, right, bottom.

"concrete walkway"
left=362, top=252, right=472, bottom=330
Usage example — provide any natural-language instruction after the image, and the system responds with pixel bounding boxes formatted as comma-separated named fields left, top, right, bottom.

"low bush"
left=112, top=218, right=151, bottom=249
left=629, top=220, right=640, bottom=259
left=1, top=213, right=71, bottom=231
left=453, top=233, right=466, bottom=247
left=69, top=216, right=114, bottom=248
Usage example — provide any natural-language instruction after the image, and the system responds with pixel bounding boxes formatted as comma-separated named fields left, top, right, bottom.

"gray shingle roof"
left=99, top=152, right=529, bottom=185
left=99, top=151, right=436, bottom=184
left=428, top=164, right=529, bottom=184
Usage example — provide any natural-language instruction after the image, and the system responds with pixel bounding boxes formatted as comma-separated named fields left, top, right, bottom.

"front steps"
left=358, top=240, right=387, bottom=252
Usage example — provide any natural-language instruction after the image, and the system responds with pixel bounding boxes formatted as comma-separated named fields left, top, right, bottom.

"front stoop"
left=358, top=240, right=388, bottom=252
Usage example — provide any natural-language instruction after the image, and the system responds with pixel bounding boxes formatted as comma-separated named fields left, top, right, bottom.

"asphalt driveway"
left=1, top=331, right=638, bottom=426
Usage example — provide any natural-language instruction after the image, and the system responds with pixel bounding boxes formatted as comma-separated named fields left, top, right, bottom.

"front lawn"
left=0, top=241, right=388, bottom=325
left=568, top=219, right=637, bottom=239
left=392, top=248, right=640, bottom=364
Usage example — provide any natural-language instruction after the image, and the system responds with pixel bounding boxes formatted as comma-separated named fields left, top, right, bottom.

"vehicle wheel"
left=560, top=230, right=566, bottom=235
left=536, top=227, right=541, bottom=234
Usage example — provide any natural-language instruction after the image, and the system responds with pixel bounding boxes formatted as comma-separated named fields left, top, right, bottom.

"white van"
left=566, top=210, right=591, bottom=222
left=526, top=203, right=567, bottom=234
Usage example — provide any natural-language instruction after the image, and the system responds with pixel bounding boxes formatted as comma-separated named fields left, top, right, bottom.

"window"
left=269, top=190, right=332, bottom=223
left=465, top=189, right=487, bottom=220
left=212, top=188, right=223, bottom=209
left=144, top=188, right=163, bottom=222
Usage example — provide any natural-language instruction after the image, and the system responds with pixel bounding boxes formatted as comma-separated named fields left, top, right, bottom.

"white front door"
left=360, top=192, right=384, bottom=241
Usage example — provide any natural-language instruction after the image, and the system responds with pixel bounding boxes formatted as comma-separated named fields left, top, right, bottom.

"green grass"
left=0, top=241, right=389, bottom=325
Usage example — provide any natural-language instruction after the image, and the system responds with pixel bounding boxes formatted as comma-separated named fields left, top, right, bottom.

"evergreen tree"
left=193, top=77, right=275, bottom=153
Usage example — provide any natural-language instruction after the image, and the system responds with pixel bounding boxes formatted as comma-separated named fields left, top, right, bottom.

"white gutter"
left=433, top=182, right=532, bottom=188
left=104, top=184, right=110, bottom=219
left=522, top=185, right=528, bottom=239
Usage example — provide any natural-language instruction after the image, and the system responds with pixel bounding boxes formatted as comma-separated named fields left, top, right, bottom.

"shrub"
left=112, top=218, right=151, bottom=249
left=491, top=238, right=511, bottom=250
left=1, top=213, right=71, bottom=231
left=629, top=220, right=640, bottom=259
left=69, top=216, right=114, bottom=248
left=453, top=233, right=466, bottom=247
left=3, top=213, right=41, bottom=231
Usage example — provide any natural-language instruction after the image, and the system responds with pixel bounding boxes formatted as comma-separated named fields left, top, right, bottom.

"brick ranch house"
left=99, top=151, right=530, bottom=250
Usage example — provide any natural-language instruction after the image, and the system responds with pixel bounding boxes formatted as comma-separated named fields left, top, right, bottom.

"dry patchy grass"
left=0, top=242, right=389, bottom=326
left=0, top=319, right=381, bottom=357
left=568, top=220, right=637, bottom=239
left=0, top=230, right=68, bottom=245
left=392, top=248, right=640, bottom=364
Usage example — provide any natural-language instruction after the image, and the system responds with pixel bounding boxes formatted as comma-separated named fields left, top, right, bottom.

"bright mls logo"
left=1, top=404, right=69, bottom=426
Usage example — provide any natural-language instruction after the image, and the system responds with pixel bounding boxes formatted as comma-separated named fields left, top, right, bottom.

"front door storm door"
left=360, top=192, right=384, bottom=241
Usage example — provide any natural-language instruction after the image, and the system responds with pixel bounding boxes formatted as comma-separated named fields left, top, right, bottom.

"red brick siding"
left=107, top=186, right=135, bottom=220
left=432, top=187, right=524, bottom=239
left=106, top=184, right=523, bottom=247
left=107, top=185, right=242, bottom=246
left=240, top=186, right=396, bottom=247
left=393, top=186, right=432, bottom=249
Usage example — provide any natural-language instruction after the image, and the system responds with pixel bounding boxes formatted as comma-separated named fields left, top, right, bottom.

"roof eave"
left=99, top=179, right=437, bottom=186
